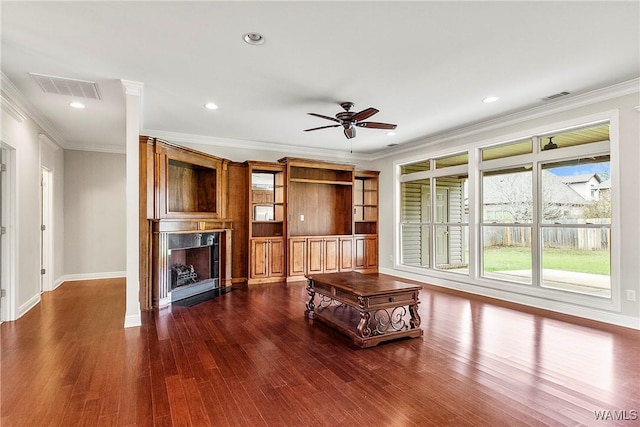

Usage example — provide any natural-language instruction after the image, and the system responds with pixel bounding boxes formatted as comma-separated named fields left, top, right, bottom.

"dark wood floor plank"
left=196, top=380, right=231, bottom=427
left=2, top=277, right=639, bottom=427
left=164, top=375, right=192, bottom=427
left=203, top=367, right=250, bottom=427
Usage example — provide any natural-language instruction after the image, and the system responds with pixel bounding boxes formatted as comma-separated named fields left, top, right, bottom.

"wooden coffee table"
left=305, top=272, right=423, bottom=348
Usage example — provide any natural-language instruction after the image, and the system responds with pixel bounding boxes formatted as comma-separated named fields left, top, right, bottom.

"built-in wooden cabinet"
left=140, top=138, right=380, bottom=302
left=250, top=237, right=285, bottom=281
left=278, top=158, right=379, bottom=280
left=353, top=171, right=379, bottom=273
left=284, top=158, right=354, bottom=237
left=307, top=236, right=339, bottom=274
left=139, top=136, right=235, bottom=309
left=339, top=236, right=354, bottom=271
left=155, top=141, right=227, bottom=219
left=355, top=235, right=378, bottom=272
left=247, top=162, right=286, bottom=284
left=354, top=171, right=379, bottom=235
left=289, top=237, right=307, bottom=277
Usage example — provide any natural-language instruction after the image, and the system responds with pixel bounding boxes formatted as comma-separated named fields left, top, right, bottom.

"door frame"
left=0, top=144, right=17, bottom=322
left=40, top=167, right=53, bottom=293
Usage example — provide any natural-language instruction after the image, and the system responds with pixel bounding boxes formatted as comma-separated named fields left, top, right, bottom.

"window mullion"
left=532, top=150, right=541, bottom=289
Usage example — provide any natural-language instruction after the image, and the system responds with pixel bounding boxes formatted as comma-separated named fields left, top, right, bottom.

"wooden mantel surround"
left=139, top=136, right=380, bottom=310
left=139, top=136, right=238, bottom=309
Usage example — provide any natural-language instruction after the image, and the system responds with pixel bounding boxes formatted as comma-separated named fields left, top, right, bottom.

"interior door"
left=40, top=168, right=51, bottom=293
left=435, top=188, right=449, bottom=265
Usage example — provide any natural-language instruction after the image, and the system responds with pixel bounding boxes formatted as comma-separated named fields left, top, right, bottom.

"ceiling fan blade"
left=356, top=121, right=397, bottom=130
left=351, top=107, right=379, bottom=122
left=304, top=124, right=341, bottom=132
left=307, top=112, right=341, bottom=123
left=344, top=127, right=356, bottom=139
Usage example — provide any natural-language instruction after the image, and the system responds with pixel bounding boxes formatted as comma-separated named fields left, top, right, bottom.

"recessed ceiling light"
left=482, top=96, right=500, bottom=103
left=386, top=131, right=396, bottom=136
left=243, top=32, right=265, bottom=45
left=204, top=102, right=218, bottom=110
left=69, top=101, right=85, bottom=109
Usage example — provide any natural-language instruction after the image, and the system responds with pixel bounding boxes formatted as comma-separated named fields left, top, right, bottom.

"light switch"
left=300, top=214, right=305, bottom=221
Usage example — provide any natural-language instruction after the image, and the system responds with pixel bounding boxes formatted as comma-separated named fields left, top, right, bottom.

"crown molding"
left=121, top=79, right=144, bottom=97
left=370, top=78, right=640, bottom=160
left=1, top=72, right=68, bottom=148
left=1, top=92, right=26, bottom=123
left=143, top=128, right=371, bottom=162
left=64, top=143, right=126, bottom=155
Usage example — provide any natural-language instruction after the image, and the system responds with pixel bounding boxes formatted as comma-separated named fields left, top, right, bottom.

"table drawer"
left=366, top=291, right=417, bottom=309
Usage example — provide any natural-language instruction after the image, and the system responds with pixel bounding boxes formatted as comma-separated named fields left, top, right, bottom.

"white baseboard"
left=17, top=293, right=41, bottom=319
left=379, top=267, right=640, bottom=330
left=124, top=312, right=142, bottom=328
left=56, top=271, right=126, bottom=286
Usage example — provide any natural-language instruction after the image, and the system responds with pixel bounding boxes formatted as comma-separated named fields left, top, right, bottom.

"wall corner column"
left=122, top=80, right=144, bottom=328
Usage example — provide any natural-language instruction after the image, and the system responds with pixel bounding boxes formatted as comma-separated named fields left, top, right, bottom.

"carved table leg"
left=357, top=311, right=372, bottom=338
left=409, top=300, right=421, bottom=329
left=305, top=279, right=316, bottom=319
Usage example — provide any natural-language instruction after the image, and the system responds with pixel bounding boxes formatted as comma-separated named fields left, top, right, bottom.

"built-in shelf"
left=290, top=178, right=353, bottom=186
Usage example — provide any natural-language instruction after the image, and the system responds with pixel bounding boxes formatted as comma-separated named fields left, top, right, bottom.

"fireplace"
left=152, top=221, right=233, bottom=307
left=167, top=232, right=219, bottom=302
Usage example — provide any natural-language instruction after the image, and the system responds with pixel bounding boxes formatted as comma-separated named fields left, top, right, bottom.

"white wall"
left=1, top=98, right=65, bottom=319
left=371, top=90, right=640, bottom=329
left=63, top=150, right=126, bottom=278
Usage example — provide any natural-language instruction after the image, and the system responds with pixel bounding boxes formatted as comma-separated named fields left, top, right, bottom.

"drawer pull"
left=388, top=297, right=395, bottom=302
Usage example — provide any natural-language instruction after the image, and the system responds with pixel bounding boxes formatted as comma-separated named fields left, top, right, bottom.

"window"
left=401, top=178, right=430, bottom=267
left=480, top=122, right=611, bottom=297
left=398, top=121, right=613, bottom=302
left=433, top=174, right=468, bottom=274
left=399, top=154, right=468, bottom=275
left=481, top=167, right=533, bottom=284
left=539, top=156, right=611, bottom=297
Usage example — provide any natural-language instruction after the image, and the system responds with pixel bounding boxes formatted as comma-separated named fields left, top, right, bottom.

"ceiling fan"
left=304, top=102, right=397, bottom=139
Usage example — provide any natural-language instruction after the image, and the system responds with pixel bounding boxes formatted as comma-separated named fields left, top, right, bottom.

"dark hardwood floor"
left=1, top=277, right=639, bottom=426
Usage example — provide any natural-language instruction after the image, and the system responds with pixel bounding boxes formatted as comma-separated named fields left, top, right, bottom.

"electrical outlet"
left=626, top=290, right=637, bottom=302
left=299, top=214, right=304, bottom=221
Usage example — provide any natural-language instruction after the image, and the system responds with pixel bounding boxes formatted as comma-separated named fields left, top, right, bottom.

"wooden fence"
left=484, top=219, right=610, bottom=250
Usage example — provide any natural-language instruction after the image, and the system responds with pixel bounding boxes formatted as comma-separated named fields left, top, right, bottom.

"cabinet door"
left=289, top=238, right=307, bottom=277
left=250, top=239, right=269, bottom=278
left=323, top=237, right=339, bottom=273
left=269, top=238, right=285, bottom=277
left=365, top=236, right=378, bottom=269
left=339, top=237, right=353, bottom=271
left=354, top=237, right=366, bottom=269
left=307, top=238, right=324, bottom=274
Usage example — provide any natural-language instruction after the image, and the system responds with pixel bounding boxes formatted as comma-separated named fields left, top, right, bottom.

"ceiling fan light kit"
left=304, top=102, right=397, bottom=139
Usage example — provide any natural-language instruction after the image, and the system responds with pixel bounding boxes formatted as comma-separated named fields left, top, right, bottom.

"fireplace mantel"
left=153, top=219, right=234, bottom=233
left=152, top=220, right=233, bottom=306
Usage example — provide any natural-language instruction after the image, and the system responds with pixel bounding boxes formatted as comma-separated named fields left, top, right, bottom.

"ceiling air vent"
left=542, top=91, right=570, bottom=101
left=29, top=73, right=101, bottom=100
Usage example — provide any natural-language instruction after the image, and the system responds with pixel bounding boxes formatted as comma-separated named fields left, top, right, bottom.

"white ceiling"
left=2, top=1, right=639, bottom=157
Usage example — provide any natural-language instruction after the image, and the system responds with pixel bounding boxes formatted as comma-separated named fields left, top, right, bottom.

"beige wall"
left=63, top=150, right=126, bottom=276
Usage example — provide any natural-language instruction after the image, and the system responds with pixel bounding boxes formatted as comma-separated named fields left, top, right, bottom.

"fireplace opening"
left=167, top=232, right=219, bottom=302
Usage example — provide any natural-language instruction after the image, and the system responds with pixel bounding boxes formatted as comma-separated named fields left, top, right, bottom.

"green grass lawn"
left=483, top=246, right=610, bottom=275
